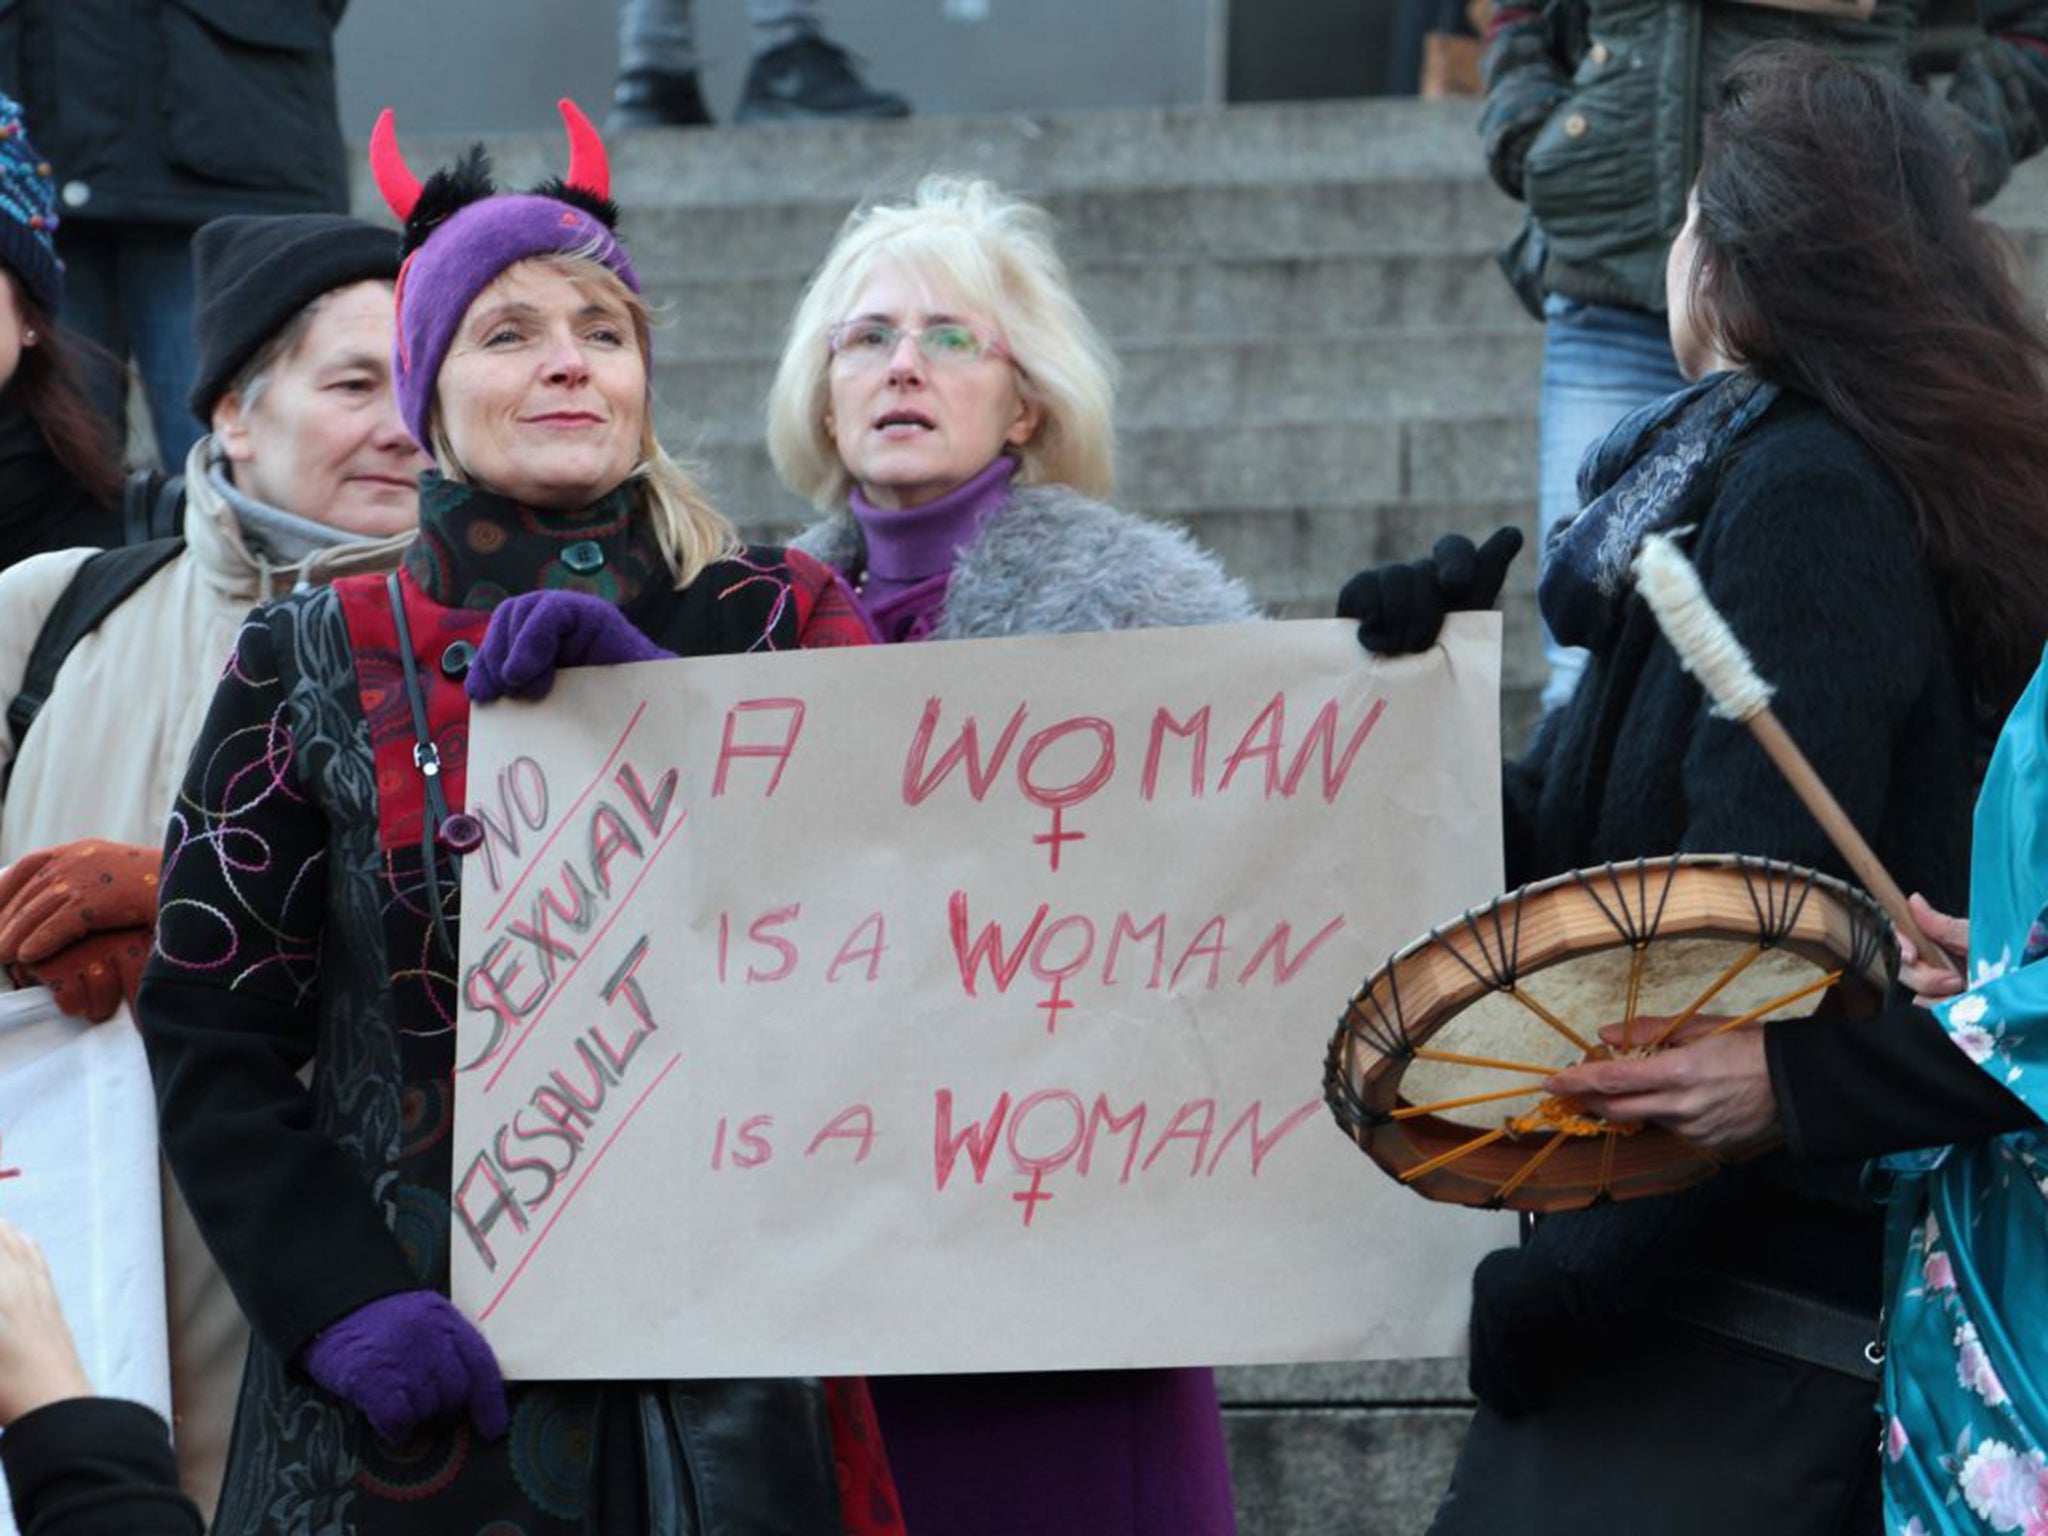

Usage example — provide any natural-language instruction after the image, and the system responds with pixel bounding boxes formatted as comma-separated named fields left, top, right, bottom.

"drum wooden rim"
left=1324, top=856, right=1894, bottom=1212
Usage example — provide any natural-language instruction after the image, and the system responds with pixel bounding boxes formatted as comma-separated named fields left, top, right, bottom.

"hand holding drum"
left=1324, top=532, right=1944, bottom=1206
left=1631, top=533, right=1959, bottom=983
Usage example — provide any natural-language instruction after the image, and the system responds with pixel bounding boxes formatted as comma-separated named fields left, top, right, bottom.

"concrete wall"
left=333, top=0, right=1226, bottom=138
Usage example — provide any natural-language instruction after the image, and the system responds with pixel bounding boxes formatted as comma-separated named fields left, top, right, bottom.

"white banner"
left=451, top=617, right=1512, bottom=1378
left=0, top=990, right=170, bottom=1531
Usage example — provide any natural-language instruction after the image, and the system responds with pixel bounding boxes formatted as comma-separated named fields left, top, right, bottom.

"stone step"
left=384, top=92, right=2048, bottom=235
left=651, top=249, right=1531, bottom=358
left=687, top=416, right=1538, bottom=524
left=360, top=100, right=2048, bottom=299
left=1203, top=507, right=1543, bottom=673
left=617, top=178, right=1524, bottom=285
left=1183, top=498, right=1535, bottom=592
left=376, top=98, right=1500, bottom=208
left=1226, top=1403, right=1471, bottom=1536
left=735, top=495, right=1534, bottom=608
left=1219, top=1358, right=1473, bottom=1405
left=653, top=327, right=1543, bottom=435
left=614, top=165, right=2048, bottom=288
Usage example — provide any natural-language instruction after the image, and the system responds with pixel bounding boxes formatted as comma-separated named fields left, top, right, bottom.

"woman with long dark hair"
left=2, top=271, right=122, bottom=542
left=0, top=93, right=120, bottom=570
left=1343, top=43, right=2048, bottom=1535
left=1670, top=46, right=2048, bottom=712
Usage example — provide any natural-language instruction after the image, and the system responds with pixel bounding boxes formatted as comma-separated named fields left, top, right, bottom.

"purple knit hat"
left=371, top=100, right=641, bottom=449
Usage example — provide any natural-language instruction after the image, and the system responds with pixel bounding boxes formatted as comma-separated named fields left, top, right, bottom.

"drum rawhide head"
left=1323, top=855, right=1894, bottom=1212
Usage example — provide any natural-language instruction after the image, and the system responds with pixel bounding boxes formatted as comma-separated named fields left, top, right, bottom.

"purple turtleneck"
left=850, top=456, right=1018, bottom=644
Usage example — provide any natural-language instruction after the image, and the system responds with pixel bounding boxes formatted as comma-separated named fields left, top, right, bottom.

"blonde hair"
left=429, top=252, right=740, bottom=588
left=765, top=176, right=1118, bottom=512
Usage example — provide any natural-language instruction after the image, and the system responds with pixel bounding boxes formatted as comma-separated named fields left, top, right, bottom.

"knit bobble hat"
left=0, top=94, right=63, bottom=316
left=187, top=214, right=402, bottom=424
left=371, top=100, right=639, bottom=450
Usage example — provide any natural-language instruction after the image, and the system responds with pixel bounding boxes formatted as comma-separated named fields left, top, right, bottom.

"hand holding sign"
left=468, top=590, right=674, bottom=704
left=452, top=618, right=1513, bottom=1378
left=301, top=1291, right=507, bottom=1446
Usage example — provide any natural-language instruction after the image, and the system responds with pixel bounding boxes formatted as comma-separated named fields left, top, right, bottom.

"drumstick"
left=1632, top=533, right=1960, bottom=981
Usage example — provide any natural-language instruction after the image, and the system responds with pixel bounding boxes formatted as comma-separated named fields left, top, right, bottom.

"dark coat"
left=138, top=548, right=867, bottom=1536
left=0, top=0, right=350, bottom=228
left=1504, top=393, right=1973, bottom=914
left=1472, top=389, right=1977, bottom=1427
left=0, top=1400, right=203, bottom=1536
left=0, top=405, right=117, bottom=574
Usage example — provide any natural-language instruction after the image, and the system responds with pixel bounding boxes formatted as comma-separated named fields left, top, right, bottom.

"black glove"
left=1337, top=526, right=1525, bottom=655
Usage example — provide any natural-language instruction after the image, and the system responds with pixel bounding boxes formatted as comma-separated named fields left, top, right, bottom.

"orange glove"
left=12, top=928, right=151, bottom=1023
left=0, top=840, right=161, bottom=967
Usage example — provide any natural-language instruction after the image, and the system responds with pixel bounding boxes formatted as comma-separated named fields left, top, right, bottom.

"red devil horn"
left=558, top=98, right=611, bottom=203
left=369, top=108, right=423, bottom=222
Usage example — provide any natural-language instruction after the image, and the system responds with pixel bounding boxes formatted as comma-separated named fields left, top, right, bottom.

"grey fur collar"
left=790, top=482, right=1258, bottom=639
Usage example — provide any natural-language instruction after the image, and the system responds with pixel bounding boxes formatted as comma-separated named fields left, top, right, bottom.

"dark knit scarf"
left=0, top=401, right=118, bottom=571
left=403, top=471, right=666, bottom=611
left=1539, top=369, right=1778, bottom=650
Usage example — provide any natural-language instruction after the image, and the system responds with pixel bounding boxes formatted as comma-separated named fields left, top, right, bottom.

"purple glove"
left=467, top=590, right=673, bottom=704
left=299, top=1290, right=508, bottom=1445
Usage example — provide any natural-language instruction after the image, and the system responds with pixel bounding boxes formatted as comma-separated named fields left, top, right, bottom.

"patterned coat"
left=138, top=479, right=890, bottom=1536
left=1868, top=655, right=2048, bottom=1536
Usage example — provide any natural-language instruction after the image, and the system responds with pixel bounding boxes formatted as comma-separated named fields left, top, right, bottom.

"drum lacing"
left=1733, top=855, right=1820, bottom=950
left=1435, top=886, right=1529, bottom=995
left=1571, top=856, right=1684, bottom=949
left=1326, top=965, right=1413, bottom=1132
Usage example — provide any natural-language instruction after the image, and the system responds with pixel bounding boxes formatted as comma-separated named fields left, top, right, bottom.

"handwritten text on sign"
left=451, top=617, right=1508, bottom=1378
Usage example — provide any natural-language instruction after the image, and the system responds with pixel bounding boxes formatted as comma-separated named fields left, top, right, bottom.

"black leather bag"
left=585, top=1380, right=845, bottom=1536
left=1426, top=1316, right=1883, bottom=1536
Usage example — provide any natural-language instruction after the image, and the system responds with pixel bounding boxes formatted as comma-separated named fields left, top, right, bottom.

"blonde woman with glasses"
left=767, top=175, right=1247, bottom=1535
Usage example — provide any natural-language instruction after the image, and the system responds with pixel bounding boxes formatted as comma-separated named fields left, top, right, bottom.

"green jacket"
left=1482, top=0, right=2048, bottom=312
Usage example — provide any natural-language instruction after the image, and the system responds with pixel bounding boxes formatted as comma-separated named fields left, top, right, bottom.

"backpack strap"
left=3, top=538, right=187, bottom=795
left=154, top=473, right=187, bottom=542
left=120, top=469, right=186, bottom=546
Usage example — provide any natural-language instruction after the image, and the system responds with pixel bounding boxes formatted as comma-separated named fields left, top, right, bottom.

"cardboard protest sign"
left=0, top=991, right=169, bottom=1532
left=451, top=616, right=1511, bottom=1379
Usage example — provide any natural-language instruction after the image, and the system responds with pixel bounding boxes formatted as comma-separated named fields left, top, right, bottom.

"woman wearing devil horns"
left=134, top=102, right=900, bottom=1536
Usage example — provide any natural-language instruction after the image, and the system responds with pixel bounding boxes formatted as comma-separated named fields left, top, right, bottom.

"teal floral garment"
left=1881, top=650, right=2048, bottom=1535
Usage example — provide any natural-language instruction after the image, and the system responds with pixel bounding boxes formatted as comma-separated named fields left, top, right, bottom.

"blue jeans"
left=618, top=0, right=820, bottom=73
left=60, top=221, right=203, bottom=472
left=1537, top=295, right=1690, bottom=712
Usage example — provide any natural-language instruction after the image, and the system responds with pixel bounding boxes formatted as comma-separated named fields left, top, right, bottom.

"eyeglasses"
left=827, top=319, right=1014, bottom=370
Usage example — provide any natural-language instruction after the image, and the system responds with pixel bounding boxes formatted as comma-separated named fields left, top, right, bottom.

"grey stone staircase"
left=359, top=99, right=2048, bottom=1532
left=374, top=99, right=1552, bottom=762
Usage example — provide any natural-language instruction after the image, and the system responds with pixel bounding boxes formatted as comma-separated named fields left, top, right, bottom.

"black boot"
left=733, top=26, right=911, bottom=124
left=608, top=68, right=715, bottom=130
